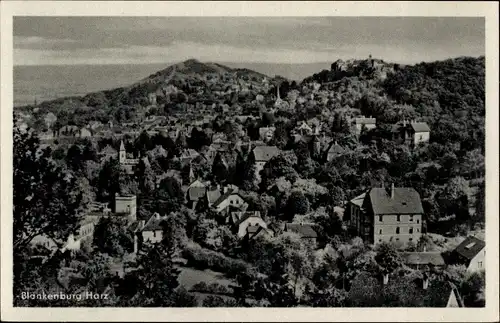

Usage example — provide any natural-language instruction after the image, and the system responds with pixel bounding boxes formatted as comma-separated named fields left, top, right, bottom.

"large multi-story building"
left=349, top=184, right=424, bottom=246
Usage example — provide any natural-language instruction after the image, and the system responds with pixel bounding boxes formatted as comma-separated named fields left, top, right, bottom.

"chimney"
left=383, top=273, right=389, bottom=285
left=423, top=276, right=429, bottom=290
left=391, top=183, right=395, bottom=199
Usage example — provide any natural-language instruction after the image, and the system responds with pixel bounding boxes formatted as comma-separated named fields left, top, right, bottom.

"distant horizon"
left=12, top=54, right=486, bottom=68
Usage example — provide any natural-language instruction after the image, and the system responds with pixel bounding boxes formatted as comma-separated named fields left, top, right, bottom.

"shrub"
left=182, top=245, right=250, bottom=278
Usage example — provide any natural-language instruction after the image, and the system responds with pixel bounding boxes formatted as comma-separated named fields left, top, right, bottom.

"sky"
left=13, top=17, right=485, bottom=66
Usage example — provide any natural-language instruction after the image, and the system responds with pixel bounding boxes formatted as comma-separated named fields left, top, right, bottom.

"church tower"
left=119, top=140, right=126, bottom=164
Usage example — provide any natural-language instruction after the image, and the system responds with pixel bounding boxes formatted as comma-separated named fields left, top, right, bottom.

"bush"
left=181, top=245, right=250, bottom=278
left=191, top=282, right=231, bottom=295
left=202, top=295, right=238, bottom=307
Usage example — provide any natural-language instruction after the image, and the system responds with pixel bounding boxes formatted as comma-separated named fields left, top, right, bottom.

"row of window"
left=378, top=215, right=420, bottom=223
left=379, top=237, right=414, bottom=243
left=378, top=227, right=420, bottom=234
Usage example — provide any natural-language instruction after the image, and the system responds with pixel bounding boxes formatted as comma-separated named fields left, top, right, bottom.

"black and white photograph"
left=1, top=1, right=499, bottom=322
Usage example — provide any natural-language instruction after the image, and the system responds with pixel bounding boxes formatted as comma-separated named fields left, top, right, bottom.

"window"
left=397, top=215, right=401, bottom=222
left=417, top=219, right=420, bottom=224
left=379, top=215, right=383, bottom=222
left=409, top=238, right=413, bottom=242
left=410, top=215, right=414, bottom=222
left=478, top=261, right=483, bottom=269
left=231, top=200, right=234, bottom=204
left=379, top=239, right=382, bottom=242
left=153, top=231, right=156, bottom=238
left=409, top=228, right=413, bottom=234
left=396, top=238, right=399, bottom=241
left=417, top=229, right=420, bottom=233
left=396, top=227, right=400, bottom=234
left=379, top=229, right=382, bottom=234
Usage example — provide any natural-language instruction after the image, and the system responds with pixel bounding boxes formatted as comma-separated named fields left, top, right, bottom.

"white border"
left=1, top=1, right=498, bottom=322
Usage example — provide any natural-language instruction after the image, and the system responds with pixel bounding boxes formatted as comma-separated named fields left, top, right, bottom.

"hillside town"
left=14, top=56, right=486, bottom=307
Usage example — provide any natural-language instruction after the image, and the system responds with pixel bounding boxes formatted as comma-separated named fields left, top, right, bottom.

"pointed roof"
left=120, top=140, right=125, bottom=151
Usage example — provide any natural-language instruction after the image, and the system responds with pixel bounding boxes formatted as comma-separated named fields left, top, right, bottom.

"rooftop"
left=252, top=145, right=281, bottom=162
left=454, top=236, right=485, bottom=260
left=285, top=223, right=318, bottom=238
left=367, top=187, right=424, bottom=215
left=401, top=252, right=446, bottom=266
left=411, top=122, right=431, bottom=133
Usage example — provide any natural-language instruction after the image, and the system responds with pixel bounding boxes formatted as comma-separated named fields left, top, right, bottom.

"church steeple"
left=119, top=140, right=126, bottom=164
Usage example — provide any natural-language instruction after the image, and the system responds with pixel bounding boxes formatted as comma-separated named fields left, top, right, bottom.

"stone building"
left=348, top=184, right=424, bottom=246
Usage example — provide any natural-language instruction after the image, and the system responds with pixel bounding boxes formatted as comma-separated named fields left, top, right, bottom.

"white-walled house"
left=231, top=211, right=272, bottom=239
left=133, top=213, right=167, bottom=253
left=212, top=189, right=248, bottom=214
left=452, top=236, right=485, bottom=272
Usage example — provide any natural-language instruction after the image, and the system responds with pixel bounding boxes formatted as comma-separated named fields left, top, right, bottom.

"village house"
left=251, top=145, right=281, bottom=183
left=186, top=179, right=208, bottom=209
left=211, top=187, right=248, bottom=215
left=133, top=213, right=168, bottom=253
left=354, top=116, right=377, bottom=136
left=406, top=121, right=431, bottom=146
left=119, top=140, right=139, bottom=174
left=230, top=211, right=272, bottom=239
left=401, top=252, right=446, bottom=270
left=348, top=184, right=424, bottom=246
left=284, top=223, right=318, bottom=244
left=451, top=236, right=485, bottom=272
left=325, top=141, right=346, bottom=162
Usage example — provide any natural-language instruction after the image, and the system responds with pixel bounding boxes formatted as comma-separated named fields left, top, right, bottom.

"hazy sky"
left=14, top=17, right=485, bottom=66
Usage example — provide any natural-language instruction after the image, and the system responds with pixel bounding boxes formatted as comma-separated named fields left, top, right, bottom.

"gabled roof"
left=206, top=188, right=222, bottom=205
left=252, top=146, right=281, bottom=162
left=234, top=211, right=262, bottom=226
left=454, top=236, right=485, bottom=260
left=402, top=252, right=446, bottom=266
left=188, top=186, right=207, bottom=201
left=367, top=187, right=424, bottom=215
left=327, top=141, right=346, bottom=155
left=410, top=122, right=430, bottom=133
left=142, top=214, right=167, bottom=232
left=285, top=223, right=318, bottom=238
left=350, top=192, right=366, bottom=208
left=212, top=189, right=245, bottom=208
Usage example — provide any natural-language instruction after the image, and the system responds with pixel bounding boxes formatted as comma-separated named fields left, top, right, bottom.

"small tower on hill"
left=119, top=140, right=126, bottom=164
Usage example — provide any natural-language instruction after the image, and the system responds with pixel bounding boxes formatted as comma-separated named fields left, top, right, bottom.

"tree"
left=286, top=191, right=310, bottom=218
left=374, top=242, right=403, bottom=281
left=212, top=152, right=229, bottom=184
left=97, top=158, right=120, bottom=201
left=460, top=270, right=485, bottom=307
left=438, top=176, right=471, bottom=222
left=125, top=241, right=182, bottom=306
left=13, top=126, right=85, bottom=253
left=92, top=217, right=133, bottom=257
